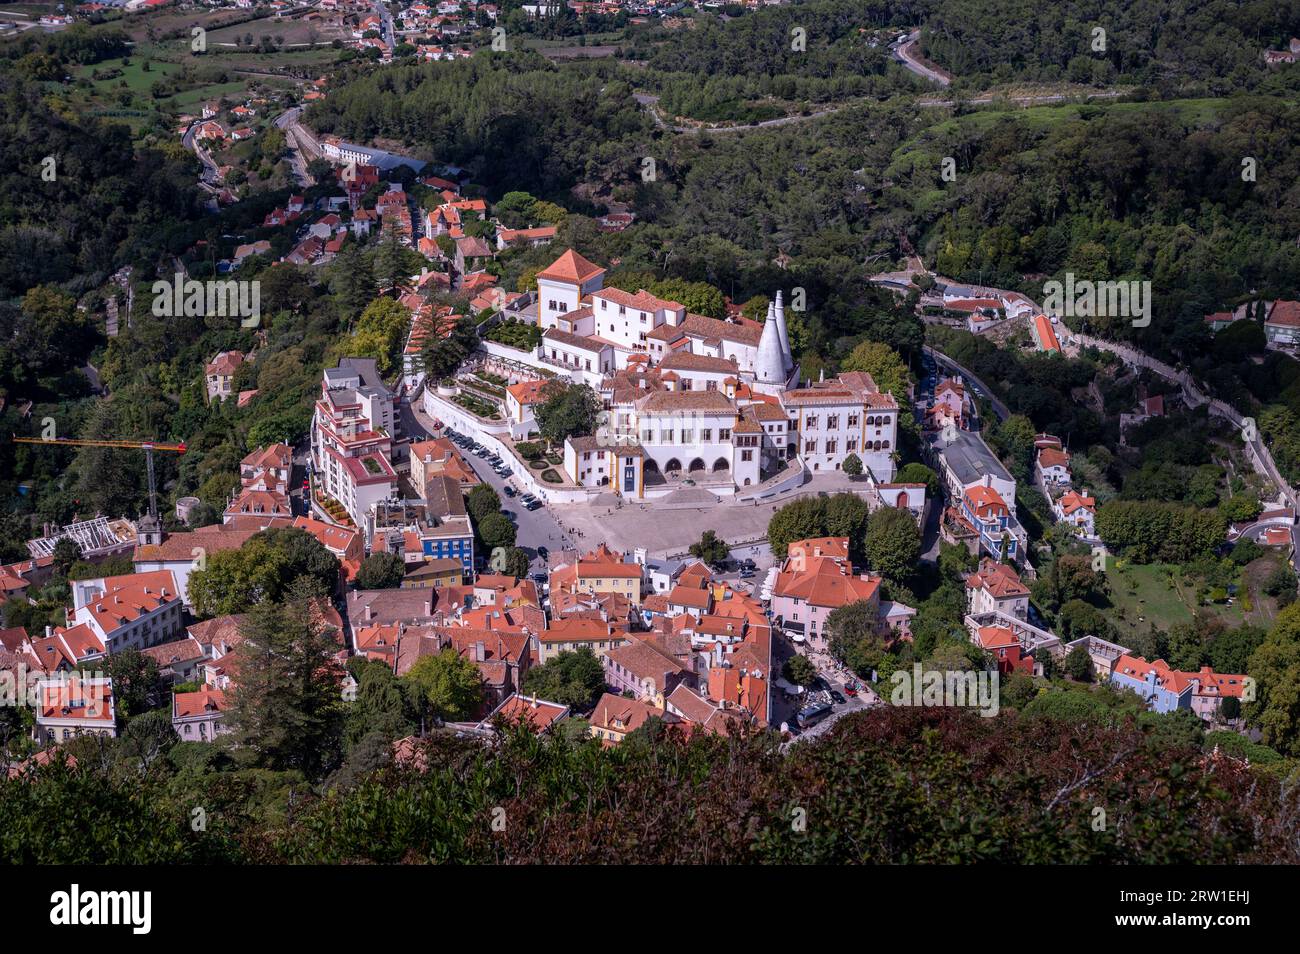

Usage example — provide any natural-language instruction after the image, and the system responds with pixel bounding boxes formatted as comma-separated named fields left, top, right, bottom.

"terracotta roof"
left=1114, top=655, right=1195, bottom=694
left=538, top=617, right=622, bottom=643
left=1267, top=300, right=1300, bottom=327
left=657, top=352, right=738, bottom=374
left=537, top=249, right=604, bottom=285
left=965, top=559, right=1028, bottom=599
left=963, top=484, right=1009, bottom=517
left=605, top=640, right=687, bottom=691
left=976, top=625, right=1018, bottom=650
left=206, top=351, right=244, bottom=376
left=1058, top=490, right=1096, bottom=514
left=173, top=689, right=229, bottom=718
left=455, top=235, right=492, bottom=259
left=639, top=390, right=736, bottom=414
left=779, top=387, right=856, bottom=406
left=241, top=443, right=291, bottom=471
left=590, top=691, right=670, bottom=735
left=485, top=692, right=568, bottom=732
left=666, top=684, right=720, bottom=724
left=78, top=571, right=180, bottom=634
left=543, top=327, right=610, bottom=353
left=1038, top=447, right=1070, bottom=469
left=748, top=401, right=787, bottom=421
left=140, top=636, right=205, bottom=669
left=788, top=537, right=850, bottom=562
left=1189, top=666, right=1248, bottom=699
left=773, top=558, right=880, bottom=609
left=668, top=583, right=712, bottom=609
left=497, top=379, right=545, bottom=407
left=498, top=226, right=558, bottom=244
left=1033, top=313, right=1062, bottom=352
left=592, top=286, right=684, bottom=312
left=678, top=313, right=764, bottom=347
left=39, top=676, right=113, bottom=723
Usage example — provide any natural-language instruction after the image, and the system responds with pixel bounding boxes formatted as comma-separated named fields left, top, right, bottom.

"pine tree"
left=224, top=591, right=346, bottom=778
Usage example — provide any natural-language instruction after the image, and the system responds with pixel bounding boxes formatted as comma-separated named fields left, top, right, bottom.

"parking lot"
left=410, top=403, right=580, bottom=571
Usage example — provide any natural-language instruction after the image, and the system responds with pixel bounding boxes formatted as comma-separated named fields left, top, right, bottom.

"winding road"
left=891, top=29, right=952, bottom=87
left=633, top=80, right=1126, bottom=136
left=923, top=345, right=1010, bottom=422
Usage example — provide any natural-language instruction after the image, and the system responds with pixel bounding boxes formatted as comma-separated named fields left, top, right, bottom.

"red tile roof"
left=537, top=249, right=604, bottom=285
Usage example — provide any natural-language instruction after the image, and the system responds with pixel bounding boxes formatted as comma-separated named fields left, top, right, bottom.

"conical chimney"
left=774, top=291, right=792, bottom=372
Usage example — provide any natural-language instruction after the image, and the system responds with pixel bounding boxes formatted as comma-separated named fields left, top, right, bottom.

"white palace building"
left=517, top=250, right=902, bottom=498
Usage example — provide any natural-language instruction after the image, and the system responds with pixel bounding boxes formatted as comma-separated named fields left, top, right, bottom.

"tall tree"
left=224, top=595, right=346, bottom=778
left=403, top=649, right=483, bottom=724
left=534, top=381, right=600, bottom=447
left=865, top=507, right=920, bottom=583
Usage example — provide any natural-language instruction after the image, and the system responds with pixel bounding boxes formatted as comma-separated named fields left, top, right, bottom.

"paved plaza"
left=550, top=472, right=867, bottom=557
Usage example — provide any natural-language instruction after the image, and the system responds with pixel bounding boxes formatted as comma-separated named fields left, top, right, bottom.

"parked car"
left=829, top=689, right=847, bottom=705
left=525, top=500, right=543, bottom=511
left=844, top=682, right=859, bottom=697
left=503, top=486, right=517, bottom=497
left=537, top=546, right=549, bottom=560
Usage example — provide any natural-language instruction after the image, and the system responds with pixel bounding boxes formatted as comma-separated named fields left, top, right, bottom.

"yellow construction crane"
left=12, top=436, right=187, bottom=524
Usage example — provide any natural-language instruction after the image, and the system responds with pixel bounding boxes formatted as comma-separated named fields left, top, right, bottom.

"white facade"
left=69, top=571, right=184, bottom=654
left=780, top=377, right=899, bottom=480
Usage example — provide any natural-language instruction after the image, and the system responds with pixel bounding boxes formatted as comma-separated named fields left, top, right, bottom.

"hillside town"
left=4, top=0, right=1300, bottom=883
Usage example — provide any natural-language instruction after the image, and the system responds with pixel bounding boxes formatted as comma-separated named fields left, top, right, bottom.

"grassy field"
left=202, top=14, right=349, bottom=49
left=1101, top=555, right=1287, bottom=639
left=74, top=55, right=182, bottom=93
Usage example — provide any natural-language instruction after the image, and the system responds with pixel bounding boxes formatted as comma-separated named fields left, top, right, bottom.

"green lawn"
left=1101, top=555, right=1285, bottom=639
left=74, top=57, right=184, bottom=95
